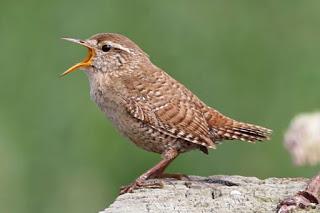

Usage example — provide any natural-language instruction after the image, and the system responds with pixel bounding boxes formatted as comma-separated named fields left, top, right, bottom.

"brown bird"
left=62, top=33, right=272, bottom=194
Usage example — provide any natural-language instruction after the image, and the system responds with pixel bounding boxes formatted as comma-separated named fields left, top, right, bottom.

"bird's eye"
left=101, top=44, right=112, bottom=52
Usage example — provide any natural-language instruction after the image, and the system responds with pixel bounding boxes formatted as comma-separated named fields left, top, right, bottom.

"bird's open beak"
left=61, top=38, right=95, bottom=77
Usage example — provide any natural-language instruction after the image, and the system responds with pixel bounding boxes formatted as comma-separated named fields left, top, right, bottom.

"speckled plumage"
left=63, top=33, right=272, bottom=193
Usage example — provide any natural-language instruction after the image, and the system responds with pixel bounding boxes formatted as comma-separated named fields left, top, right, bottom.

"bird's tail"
left=214, top=121, right=272, bottom=142
left=206, top=108, right=272, bottom=143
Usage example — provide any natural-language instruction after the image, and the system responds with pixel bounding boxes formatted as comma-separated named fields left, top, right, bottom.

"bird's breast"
left=88, top=74, right=123, bottom=121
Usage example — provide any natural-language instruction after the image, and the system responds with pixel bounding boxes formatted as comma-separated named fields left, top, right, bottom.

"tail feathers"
left=212, top=122, right=272, bottom=143
left=204, top=107, right=272, bottom=143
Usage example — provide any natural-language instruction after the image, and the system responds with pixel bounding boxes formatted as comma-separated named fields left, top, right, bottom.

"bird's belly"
left=120, top=120, right=198, bottom=154
left=91, top=90, right=197, bottom=154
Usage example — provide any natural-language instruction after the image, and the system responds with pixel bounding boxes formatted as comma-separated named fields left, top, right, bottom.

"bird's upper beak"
left=61, top=38, right=95, bottom=77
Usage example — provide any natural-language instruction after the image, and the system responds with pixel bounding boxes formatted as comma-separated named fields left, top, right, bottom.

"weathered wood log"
left=100, top=175, right=320, bottom=213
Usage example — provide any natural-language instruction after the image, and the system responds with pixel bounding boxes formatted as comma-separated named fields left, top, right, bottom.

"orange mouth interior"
left=61, top=47, right=95, bottom=77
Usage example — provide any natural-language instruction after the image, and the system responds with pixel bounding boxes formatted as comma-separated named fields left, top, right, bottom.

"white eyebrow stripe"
left=107, top=41, right=132, bottom=53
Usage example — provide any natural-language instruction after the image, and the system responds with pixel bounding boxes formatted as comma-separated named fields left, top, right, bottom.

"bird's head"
left=61, top=33, right=148, bottom=77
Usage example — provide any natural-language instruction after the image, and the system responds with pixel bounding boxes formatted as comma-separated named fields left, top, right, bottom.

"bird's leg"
left=120, top=149, right=179, bottom=194
left=147, top=150, right=190, bottom=181
left=148, top=162, right=189, bottom=180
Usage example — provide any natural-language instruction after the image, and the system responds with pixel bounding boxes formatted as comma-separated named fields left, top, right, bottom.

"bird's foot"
left=119, top=149, right=178, bottom=194
left=119, top=179, right=163, bottom=194
left=152, top=173, right=190, bottom=180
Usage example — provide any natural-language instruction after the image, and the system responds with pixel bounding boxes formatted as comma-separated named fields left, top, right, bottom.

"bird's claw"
left=119, top=179, right=163, bottom=194
left=119, top=181, right=142, bottom=194
left=151, top=173, right=190, bottom=180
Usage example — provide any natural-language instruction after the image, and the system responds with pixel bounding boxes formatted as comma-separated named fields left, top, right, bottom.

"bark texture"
left=100, top=175, right=320, bottom=213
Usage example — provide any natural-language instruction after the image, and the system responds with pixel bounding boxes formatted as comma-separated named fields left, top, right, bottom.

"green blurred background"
left=1, top=0, right=320, bottom=212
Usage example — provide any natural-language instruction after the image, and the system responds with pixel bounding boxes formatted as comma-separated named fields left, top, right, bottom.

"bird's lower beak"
left=61, top=38, right=95, bottom=77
